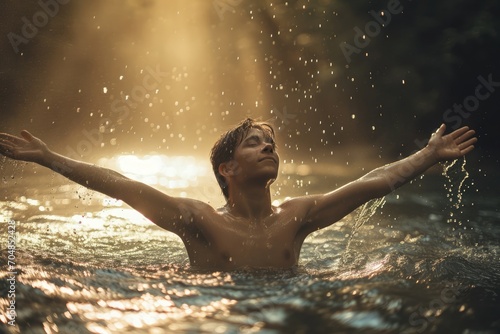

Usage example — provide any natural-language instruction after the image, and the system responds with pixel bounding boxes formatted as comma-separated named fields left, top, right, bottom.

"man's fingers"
left=0, top=140, right=15, bottom=150
left=0, top=141, right=15, bottom=149
left=0, top=133, right=26, bottom=145
left=435, top=123, right=446, bottom=136
left=458, top=137, right=478, bottom=150
left=450, top=126, right=470, bottom=139
left=456, top=130, right=476, bottom=144
left=460, top=145, right=475, bottom=156
left=20, top=130, right=34, bottom=142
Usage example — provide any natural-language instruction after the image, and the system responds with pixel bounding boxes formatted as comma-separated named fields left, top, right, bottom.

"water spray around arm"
left=373, top=124, right=477, bottom=195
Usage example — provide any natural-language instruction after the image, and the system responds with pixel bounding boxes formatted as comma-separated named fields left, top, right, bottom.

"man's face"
left=225, top=127, right=279, bottom=185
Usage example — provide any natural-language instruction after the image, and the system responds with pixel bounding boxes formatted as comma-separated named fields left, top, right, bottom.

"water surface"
left=1, top=156, right=499, bottom=333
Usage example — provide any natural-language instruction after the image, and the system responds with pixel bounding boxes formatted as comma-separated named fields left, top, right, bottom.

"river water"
left=0, top=155, right=499, bottom=333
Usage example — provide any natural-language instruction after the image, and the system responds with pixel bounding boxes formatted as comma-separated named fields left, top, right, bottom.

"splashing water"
left=442, top=157, right=470, bottom=227
left=342, top=197, right=386, bottom=266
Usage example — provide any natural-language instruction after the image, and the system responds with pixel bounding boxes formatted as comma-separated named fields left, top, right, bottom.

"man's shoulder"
left=276, top=195, right=318, bottom=215
left=279, top=195, right=318, bottom=207
left=177, top=197, right=220, bottom=218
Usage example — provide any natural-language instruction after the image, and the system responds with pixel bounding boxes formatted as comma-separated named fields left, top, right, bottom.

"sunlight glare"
left=102, top=155, right=210, bottom=189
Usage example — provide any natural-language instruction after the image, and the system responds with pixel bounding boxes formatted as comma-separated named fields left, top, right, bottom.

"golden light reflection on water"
left=20, top=264, right=240, bottom=332
left=64, top=292, right=238, bottom=332
left=99, top=155, right=210, bottom=189
left=98, top=153, right=231, bottom=208
left=336, top=254, right=390, bottom=281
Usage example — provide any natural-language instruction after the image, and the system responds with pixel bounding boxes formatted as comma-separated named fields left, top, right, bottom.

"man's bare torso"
left=180, top=199, right=311, bottom=271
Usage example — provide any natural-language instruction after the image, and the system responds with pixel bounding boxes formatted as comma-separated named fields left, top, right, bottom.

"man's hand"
left=0, top=130, right=49, bottom=164
left=427, top=124, right=477, bottom=162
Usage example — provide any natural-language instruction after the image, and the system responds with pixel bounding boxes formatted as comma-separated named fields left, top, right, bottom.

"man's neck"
left=226, top=185, right=273, bottom=221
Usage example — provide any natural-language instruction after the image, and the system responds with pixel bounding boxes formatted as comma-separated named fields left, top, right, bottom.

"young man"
left=0, top=119, right=476, bottom=270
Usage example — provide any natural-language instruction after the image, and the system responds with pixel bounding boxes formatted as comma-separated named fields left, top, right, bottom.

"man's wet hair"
left=210, top=118, right=276, bottom=200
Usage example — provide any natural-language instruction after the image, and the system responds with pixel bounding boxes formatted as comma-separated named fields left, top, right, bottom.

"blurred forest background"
left=0, top=0, right=499, bottom=166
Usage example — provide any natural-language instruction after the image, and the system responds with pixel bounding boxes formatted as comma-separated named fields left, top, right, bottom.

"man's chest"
left=200, top=213, right=304, bottom=268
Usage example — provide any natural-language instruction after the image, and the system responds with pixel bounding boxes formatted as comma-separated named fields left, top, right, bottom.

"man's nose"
left=262, top=142, right=274, bottom=153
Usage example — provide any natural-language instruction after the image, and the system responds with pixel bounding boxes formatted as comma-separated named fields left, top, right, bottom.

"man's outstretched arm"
left=296, top=124, right=477, bottom=235
left=0, top=130, right=211, bottom=236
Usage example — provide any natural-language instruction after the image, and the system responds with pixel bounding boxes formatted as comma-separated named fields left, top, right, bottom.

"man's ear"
left=219, top=160, right=240, bottom=177
left=219, top=162, right=232, bottom=177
